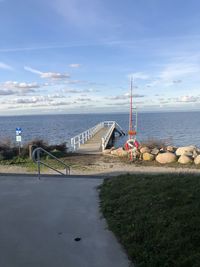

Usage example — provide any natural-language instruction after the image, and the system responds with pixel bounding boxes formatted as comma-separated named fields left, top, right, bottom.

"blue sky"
left=1, top=0, right=200, bottom=115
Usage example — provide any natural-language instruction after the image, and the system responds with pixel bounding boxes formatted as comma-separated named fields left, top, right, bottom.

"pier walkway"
left=70, top=121, right=125, bottom=154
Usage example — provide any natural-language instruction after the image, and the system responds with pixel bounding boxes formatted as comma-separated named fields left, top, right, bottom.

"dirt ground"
left=0, top=154, right=200, bottom=176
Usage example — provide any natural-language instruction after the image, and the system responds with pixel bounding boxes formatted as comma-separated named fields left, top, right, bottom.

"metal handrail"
left=32, top=147, right=70, bottom=179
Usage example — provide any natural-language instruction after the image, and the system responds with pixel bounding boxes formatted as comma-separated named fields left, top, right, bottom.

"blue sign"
left=16, top=127, right=22, bottom=135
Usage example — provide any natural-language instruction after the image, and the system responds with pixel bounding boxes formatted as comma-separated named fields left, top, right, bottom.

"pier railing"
left=101, top=121, right=125, bottom=150
left=70, top=121, right=115, bottom=151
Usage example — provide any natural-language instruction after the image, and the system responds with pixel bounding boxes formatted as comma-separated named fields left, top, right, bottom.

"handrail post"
left=32, top=147, right=70, bottom=177
left=38, top=161, right=41, bottom=179
left=36, top=149, right=41, bottom=179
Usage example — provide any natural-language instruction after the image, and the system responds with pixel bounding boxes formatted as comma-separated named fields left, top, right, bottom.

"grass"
left=99, top=173, right=200, bottom=267
left=0, top=156, right=71, bottom=172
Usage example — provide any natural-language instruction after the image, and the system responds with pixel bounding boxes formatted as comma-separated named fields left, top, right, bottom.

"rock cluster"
left=104, top=145, right=200, bottom=165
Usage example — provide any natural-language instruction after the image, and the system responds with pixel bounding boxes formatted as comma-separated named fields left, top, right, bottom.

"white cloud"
left=62, top=88, right=82, bottom=94
left=177, top=95, right=200, bottom=103
left=108, top=93, right=145, bottom=100
left=159, top=63, right=199, bottom=81
left=3, top=81, right=39, bottom=89
left=128, top=72, right=149, bottom=80
left=62, top=88, right=98, bottom=94
left=76, top=97, right=92, bottom=102
left=24, top=66, right=42, bottom=75
left=145, top=60, right=200, bottom=89
left=0, top=62, right=13, bottom=71
left=0, top=89, right=14, bottom=95
left=41, top=72, right=70, bottom=79
left=69, top=63, right=81, bottom=68
left=24, top=66, right=70, bottom=80
left=9, top=95, right=76, bottom=108
left=0, top=81, right=40, bottom=95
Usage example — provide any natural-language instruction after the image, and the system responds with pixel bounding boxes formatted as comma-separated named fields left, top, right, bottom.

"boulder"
left=166, top=146, right=176, bottom=153
left=103, top=149, right=112, bottom=155
left=193, top=150, right=198, bottom=159
left=111, top=147, right=128, bottom=157
left=151, top=148, right=160, bottom=155
left=176, top=146, right=196, bottom=156
left=118, top=150, right=128, bottom=157
left=194, top=155, right=200, bottom=165
left=143, top=152, right=155, bottom=161
left=156, top=152, right=177, bottom=164
left=178, top=155, right=192, bottom=164
left=111, top=149, right=118, bottom=156
left=140, top=146, right=151, bottom=154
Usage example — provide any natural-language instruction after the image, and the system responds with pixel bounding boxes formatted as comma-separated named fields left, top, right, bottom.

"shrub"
left=0, top=139, right=18, bottom=160
left=49, top=142, right=67, bottom=153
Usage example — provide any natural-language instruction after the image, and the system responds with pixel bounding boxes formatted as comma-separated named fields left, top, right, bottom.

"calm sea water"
left=0, top=111, right=199, bottom=147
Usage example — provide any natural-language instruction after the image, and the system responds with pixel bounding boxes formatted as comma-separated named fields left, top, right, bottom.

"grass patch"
left=99, top=173, right=200, bottom=267
left=0, top=156, right=71, bottom=172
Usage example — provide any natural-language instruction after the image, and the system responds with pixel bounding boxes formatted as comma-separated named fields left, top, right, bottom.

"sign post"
left=16, top=128, right=22, bottom=156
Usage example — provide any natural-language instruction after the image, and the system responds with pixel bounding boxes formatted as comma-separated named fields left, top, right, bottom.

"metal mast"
left=129, top=77, right=133, bottom=139
left=128, top=77, right=138, bottom=140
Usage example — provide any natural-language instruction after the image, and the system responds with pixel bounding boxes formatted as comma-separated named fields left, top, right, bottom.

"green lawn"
left=99, top=173, right=200, bottom=267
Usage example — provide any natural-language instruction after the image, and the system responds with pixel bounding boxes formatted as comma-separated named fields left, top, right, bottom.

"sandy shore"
left=0, top=154, right=200, bottom=176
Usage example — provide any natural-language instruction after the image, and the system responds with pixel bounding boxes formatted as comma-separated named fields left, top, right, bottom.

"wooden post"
left=29, top=145, right=33, bottom=159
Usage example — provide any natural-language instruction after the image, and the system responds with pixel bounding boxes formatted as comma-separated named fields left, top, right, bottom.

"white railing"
left=101, top=122, right=116, bottom=151
left=70, top=121, right=124, bottom=152
left=70, top=121, right=104, bottom=151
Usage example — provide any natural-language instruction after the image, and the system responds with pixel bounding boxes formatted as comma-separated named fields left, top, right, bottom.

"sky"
left=0, top=0, right=200, bottom=115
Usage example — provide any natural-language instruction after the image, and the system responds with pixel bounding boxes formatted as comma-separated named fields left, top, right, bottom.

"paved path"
left=0, top=175, right=131, bottom=267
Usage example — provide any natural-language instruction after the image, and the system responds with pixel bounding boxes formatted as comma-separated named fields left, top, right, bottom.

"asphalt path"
left=0, top=175, right=132, bottom=267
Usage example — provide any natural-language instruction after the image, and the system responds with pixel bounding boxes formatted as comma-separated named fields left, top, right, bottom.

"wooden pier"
left=70, top=121, right=125, bottom=154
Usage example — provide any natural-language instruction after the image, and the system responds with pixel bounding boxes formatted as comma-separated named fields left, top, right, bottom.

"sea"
left=0, top=111, right=199, bottom=148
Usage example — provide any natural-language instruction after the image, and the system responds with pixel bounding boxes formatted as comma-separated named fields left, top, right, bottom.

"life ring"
left=125, top=139, right=140, bottom=151
left=125, top=139, right=135, bottom=150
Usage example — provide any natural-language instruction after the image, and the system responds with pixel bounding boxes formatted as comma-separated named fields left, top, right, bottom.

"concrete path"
left=0, top=175, right=131, bottom=267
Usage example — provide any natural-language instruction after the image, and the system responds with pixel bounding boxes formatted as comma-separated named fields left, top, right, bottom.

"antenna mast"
left=129, top=77, right=133, bottom=139
left=128, top=77, right=138, bottom=140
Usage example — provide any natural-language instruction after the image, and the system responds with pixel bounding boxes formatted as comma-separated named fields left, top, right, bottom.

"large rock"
left=194, top=155, right=200, bottom=165
left=140, top=146, right=150, bottom=154
left=156, top=152, right=177, bottom=164
left=166, top=146, right=176, bottom=153
left=176, top=146, right=196, bottom=156
left=151, top=148, right=160, bottom=155
left=111, top=147, right=128, bottom=157
left=193, top=150, right=198, bottom=159
left=143, top=152, right=155, bottom=161
left=103, top=149, right=112, bottom=155
left=178, top=155, right=193, bottom=164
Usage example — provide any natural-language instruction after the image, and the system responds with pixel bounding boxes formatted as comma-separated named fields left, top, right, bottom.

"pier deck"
left=77, top=127, right=111, bottom=154
left=70, top=121, right=125, bottom=154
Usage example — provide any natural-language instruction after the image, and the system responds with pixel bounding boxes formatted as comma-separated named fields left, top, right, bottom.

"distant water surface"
left=0, top=112, right=199, bottom=147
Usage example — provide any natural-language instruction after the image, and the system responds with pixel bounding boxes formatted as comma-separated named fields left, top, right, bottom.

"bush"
left=0, top=138, right=68, bottom=161
left=0, top=139, right=18, bottom=160
left=49, top=142, right=67, bottom=153
left=20, top=139, right=49, bottom=158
